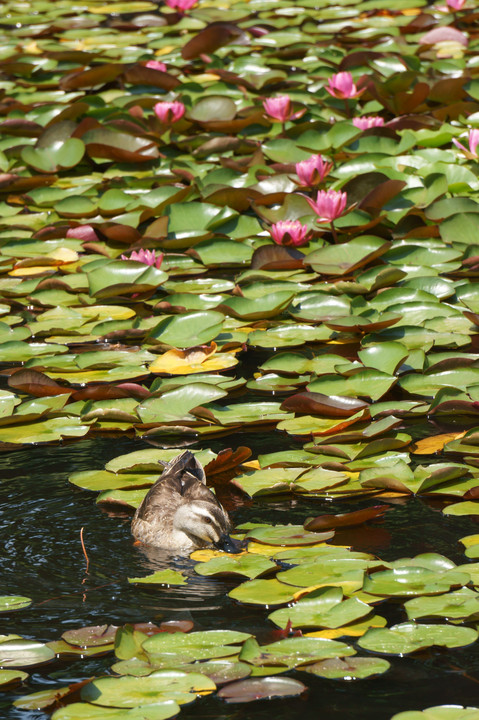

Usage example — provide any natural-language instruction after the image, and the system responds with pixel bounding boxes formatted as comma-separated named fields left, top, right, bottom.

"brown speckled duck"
left=131, top=450, right=237, bottom=552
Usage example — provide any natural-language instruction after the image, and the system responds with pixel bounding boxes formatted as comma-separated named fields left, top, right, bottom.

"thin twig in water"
left=80, top=526, right=90, bottom=574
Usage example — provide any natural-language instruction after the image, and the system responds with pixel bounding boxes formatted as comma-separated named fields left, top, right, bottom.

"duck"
left=131, top=450, right=238, bottom=553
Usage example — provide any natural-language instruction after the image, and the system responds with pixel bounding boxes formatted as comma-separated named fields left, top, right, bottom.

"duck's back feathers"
left=131, top=451, right=231, bottom=550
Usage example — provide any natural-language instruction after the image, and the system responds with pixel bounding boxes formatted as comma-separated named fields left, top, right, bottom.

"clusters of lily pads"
left=4, top=514, right=479, bottom=717
left=2, top=0, right=479, bottom=716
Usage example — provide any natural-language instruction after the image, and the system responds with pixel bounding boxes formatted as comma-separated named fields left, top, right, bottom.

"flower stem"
left=330, top=221, right=338, bottom=243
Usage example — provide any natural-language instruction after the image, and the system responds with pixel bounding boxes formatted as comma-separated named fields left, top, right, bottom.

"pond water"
left=2, top=435, right=479, bottom=720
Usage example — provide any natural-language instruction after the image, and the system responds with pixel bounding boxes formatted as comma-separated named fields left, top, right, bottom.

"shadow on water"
left=2, top=436, right=479, bottom=719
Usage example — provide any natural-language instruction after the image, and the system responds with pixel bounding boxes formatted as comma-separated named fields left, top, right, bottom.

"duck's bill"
left=214, top=534, right=242, bottom=554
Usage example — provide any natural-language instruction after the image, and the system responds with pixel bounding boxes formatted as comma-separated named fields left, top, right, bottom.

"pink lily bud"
left=165, top=0, right=197, bottom=11
left=447, top=0, right=466, bottom=8
left=326, top=72, right=365, bottom=100
left=453, top=129, right=479, bottom=158
left=269, top=220, right=310, bottom=247
left=296, top=154, right=333, bottom=187
left=145, top=60, right=167, bottom=72
left=121, top=249, right=164, bottom=269
left=353, top=116, right=385, bottom=130
left=306, top=189, right=348, bottom=223
left=262, top=95, right=306, bottom=123
left=153, top=100, right=185, bottom=125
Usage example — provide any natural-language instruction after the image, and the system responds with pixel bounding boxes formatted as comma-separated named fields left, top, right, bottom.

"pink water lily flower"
left=165, top=0, right=197, bottom=11
left=326, top=72, right=365, bottom=100
left=453, top=129, right=479, bottom=158
left=263, top=95, right=306, bottom=123
left=145, top=60, right=167, bottom=72
left=269, top=220, right=310, bottom=247
left=306, top=189, right=348, bottom=223
left=153, top=100, right=185, bottom=124
left=447, top=0, right=466, bottom=9
left=121, top=249, right=164, bottom=269
left=296, top=154, right=333, bottom=187
left=353, top=116, right=385, bottom=130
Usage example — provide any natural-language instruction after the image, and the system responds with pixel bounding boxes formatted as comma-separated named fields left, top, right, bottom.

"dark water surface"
left=2, top=436, right=479, bottom=719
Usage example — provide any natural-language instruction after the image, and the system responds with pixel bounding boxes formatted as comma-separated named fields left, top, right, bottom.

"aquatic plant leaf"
left=363, top=566, right=470, bottom=597
left=148, top=312, right=225, bottom=348
left=0, top=638, right=55, bottom=667
left=245, top=525, right=332, bottom=547
left=404, top=589, right=479, bottom=621
left=137, top=384, right=227, bottom=424
left=306, top=236, right=390, bottom=276
left=195, top=554, right=277, bottom=579
left=239, top=636, right=356, bottom=667
left=217, top=676, right=307, bottom=703
left=301, top=656, right=390, bottom=680
left=0, top=669, right=29, bottom=689
left=149, top=345, right=238, bottom=374
left=268, top=588, right=371, bottom=629
left=304, top=506, right=388, bottom=531
left=443, top=502, right=479, bottom=516
left=229, top=579, right=299, bottom=606
left=106, top=449, right=216, bottom=474
left=177, top=660, right=250, bottom=685
left=390, top=706, right=479, bottom=720
left=0, top=417, right=91, bottom=444
left=69, top=471, right=157, bottom=492
left=358, top=623, right=478, bottom=654
left=61, top=625, right=118, bottom=648
left=81, top=671, right=216, bottom=707
left=459, top=535, right=479, bottom=559
left=128, top=570, right=187, bottom=586
left=0, top=596, right=32, bottom=613
left=52, top=702, right=181, bottom=720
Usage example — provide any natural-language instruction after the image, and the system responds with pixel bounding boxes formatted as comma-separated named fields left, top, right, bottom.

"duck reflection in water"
left=132, top=451, right=239, bottom=554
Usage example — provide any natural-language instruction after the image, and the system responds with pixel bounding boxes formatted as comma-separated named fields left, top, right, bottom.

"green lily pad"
left=21, top=138, right=85, bottom=173
left=0, top=638, right=55, bottom=667
left=390, top=706, right=479, bottom=720
left=195, top=554, right=277, bottom=579
left=301, top=656, right=390, bottom=680
left=128, top=570, right=187, bottom=586
left=239, top=636, right=355, bottom=668
left=0, top=596, right=32, bottom=612
left=148, top=311, right=224, bottom=348
left=81, top=671, right=216, bottom=707
left=0, top=669, right=29, bottom=689
left=357, top=623, right=478, bottom=655
left=404, top=588, right=479, bottom=621
left=268, top=588, right=371, bottom=629
left=52, top=702, right=181, bottom=720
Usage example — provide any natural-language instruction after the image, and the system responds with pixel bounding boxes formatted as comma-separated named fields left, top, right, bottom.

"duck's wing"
left=162, top=450, right=206, bottom=484
left=134, top=451, right=206, bottom=522
left=134, top=474, right=182, bottom=522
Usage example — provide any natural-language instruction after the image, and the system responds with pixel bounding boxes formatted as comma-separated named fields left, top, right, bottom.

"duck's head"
left=174, top=500, right=238, bottom=553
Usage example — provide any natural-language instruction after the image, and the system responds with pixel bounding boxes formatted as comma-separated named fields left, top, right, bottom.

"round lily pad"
left=357, top=623, right=478, bottom=655
left=245, top=525, right=332, bottom=546
left=81, top=671, right=216, bottom=707
left=217, top=676, right=307, bottom=703
left=390, top=707, right=479, bottom=720
left=51, top=701, right=181, bottom=720
left=0, top=668, right=29, bottom=689
left=301, top=656, right=390, bottom=680
left=0, top=638, right=55, bottom=667
left=0, top=596, right=32, bottom=613
left=61, top=625, right=118, bottom=648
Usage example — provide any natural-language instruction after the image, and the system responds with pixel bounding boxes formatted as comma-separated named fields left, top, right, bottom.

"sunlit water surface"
left=1, top=436, right=479, bottom=720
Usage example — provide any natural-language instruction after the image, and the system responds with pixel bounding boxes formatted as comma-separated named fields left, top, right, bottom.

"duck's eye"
left=204, top=516, right=212, bottom=524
